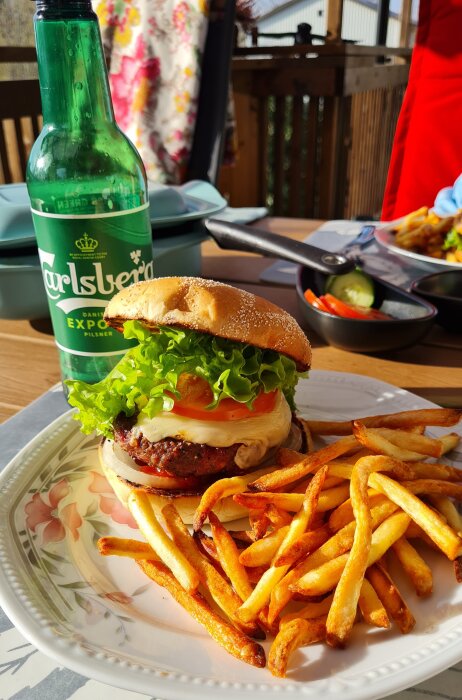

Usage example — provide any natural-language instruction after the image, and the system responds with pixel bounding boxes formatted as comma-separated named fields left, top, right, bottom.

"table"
left=1, top=217, right=462, bottom=700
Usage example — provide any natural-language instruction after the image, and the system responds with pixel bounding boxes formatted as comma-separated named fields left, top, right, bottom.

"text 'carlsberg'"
left=39, top=254, right=154, bottom=300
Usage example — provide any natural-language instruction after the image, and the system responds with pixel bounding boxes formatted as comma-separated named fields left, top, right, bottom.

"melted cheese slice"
left=133, top=391, right=292, bottom=469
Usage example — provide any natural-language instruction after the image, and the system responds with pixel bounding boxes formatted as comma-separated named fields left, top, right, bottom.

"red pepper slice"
left=304, top=288, right=332, bottom=313
left=321, top=294, right=392, bottom=320
left=305, top=289, right=392, bottom=320
left=320, top=294, right=374, bottom=319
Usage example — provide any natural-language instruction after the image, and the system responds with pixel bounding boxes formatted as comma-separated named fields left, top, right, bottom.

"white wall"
left=253, top=0, right=410, bottom=48
left=253, top=0, right=325, bottom=46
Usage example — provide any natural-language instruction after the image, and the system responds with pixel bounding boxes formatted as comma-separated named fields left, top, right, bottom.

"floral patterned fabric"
left=94, top=0, right=210, bottom=184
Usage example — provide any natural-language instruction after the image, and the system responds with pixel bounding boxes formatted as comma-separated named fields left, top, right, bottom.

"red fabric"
left=381, top=0, right=462, bottom=221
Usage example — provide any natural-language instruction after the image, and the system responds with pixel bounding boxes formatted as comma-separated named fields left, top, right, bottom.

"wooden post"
left=326, top=0, right=344, bottom=42
left=376, top=0, right=390, bottom=46
left=318, top=96, right=343, bottom=218
left=218, top=71, right=263, bottom=207
left=399, top=0, right=413, bottom=48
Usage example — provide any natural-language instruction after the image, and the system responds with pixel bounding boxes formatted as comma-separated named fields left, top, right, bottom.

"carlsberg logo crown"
left=75, top=233, right=98, bottom=253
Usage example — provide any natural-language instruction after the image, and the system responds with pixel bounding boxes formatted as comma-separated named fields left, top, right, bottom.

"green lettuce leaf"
left=443, top=229, right=462, bottom=251
left=66, top=321, right=305, bottom=438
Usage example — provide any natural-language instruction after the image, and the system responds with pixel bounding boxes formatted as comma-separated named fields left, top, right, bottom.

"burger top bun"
left=104, top=277, right=311, bottom=371
left=99, top=448, right=248, bottom=525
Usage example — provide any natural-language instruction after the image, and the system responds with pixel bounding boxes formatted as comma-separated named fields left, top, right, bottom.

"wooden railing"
left=0, top=47, right=41, bottom=184
left=219, top=44, right=411, bottom=220
left=0, top=44, right=411, bottom=220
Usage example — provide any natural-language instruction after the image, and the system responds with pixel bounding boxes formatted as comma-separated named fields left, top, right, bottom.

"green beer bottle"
left=27, top=0, right=154, bottom=386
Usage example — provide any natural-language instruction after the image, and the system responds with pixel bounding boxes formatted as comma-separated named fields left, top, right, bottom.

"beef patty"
left=113, top=412, right=241, bottom=478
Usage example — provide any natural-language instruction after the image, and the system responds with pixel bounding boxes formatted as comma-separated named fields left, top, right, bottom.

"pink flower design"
left=60, top=502, right=83, bottom=541
left=88, top=471, right=138, bottom=529
left=172, top=2, right=191, bottom=42
left=24, top=479, right=83, bottom=544
left=148, top=17, right=158, bottom=34
left=171, top=145, right=190, bottom=166
left=109, top=35, right=161, bottom=132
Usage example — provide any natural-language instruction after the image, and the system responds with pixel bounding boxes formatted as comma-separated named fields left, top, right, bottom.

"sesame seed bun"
left=104, top=277, right=311, bottom=371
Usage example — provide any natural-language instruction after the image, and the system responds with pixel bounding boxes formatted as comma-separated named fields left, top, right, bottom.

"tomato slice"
left=320, top=294, right=375, bottom=319
left=304, top=288, right=332, bottom=313
left=321, top=294, right=393, bottom=320
left=137, top=465, right=200, bottom=488
left=171, top=388, right=278, bottom=421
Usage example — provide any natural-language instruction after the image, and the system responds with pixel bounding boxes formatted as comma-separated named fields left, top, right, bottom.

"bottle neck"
left=34, top=4, right=114, bottom=128
left=35, top=0, right=93, bottom=17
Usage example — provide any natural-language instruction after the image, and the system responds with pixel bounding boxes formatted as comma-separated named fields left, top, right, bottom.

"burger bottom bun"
left=98, top=420, right=303, bottom=526
left=99, top=447, right=248, bottom=524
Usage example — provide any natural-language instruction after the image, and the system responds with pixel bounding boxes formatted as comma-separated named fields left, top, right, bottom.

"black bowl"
left=411, top=270, right=462, bottom=333
left=296, top=266, right=438, bottom=353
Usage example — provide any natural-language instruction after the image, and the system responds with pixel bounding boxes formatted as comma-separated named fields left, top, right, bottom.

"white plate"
left=375, top=221, right=461, bottom=271
left=148, top=180, right=227, bottom=228
left=1, top=370, right=462, bottom=700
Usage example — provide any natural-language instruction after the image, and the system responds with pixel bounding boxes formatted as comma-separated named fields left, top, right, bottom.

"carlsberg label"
left=32, top=204, right=154, bottom=356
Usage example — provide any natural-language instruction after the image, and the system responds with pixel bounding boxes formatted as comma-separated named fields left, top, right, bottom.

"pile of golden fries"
left=392, top=207, right=461, bottom=261
left=97, top=406, right=462, bottom=678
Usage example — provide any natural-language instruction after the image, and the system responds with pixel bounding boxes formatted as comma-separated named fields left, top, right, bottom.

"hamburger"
left=67, top=277, right=311, bottom=523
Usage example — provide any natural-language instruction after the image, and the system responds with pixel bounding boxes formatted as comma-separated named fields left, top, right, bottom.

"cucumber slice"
left=325, top=270, right=375, bottom=307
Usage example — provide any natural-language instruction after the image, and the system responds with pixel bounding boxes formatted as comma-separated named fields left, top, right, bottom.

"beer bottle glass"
left=27, top=0, right=154, bottom=386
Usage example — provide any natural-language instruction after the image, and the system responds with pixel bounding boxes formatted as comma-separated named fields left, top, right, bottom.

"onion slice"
left=101, top=439, right=200, bottom=490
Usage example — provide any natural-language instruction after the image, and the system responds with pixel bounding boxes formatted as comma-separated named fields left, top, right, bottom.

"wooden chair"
left=0, top=47, right=41, bottom=184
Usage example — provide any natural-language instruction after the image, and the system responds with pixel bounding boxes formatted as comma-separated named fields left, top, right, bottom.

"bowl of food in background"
left=411, top=270, right=462, bottom=333
left=375, top=207, right=462, bottom=271
left=296, top=265, right=438, bottom=353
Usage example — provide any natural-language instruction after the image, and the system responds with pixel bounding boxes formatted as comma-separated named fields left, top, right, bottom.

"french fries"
left=358, top=578, right=389, bottom=628
left=326, top=455, right=379, bottom=647
left=97, top=406, right=462, bottom=679
left=249, top=436, right=358, bottom=492
left=239, top=526, right=290, bottom=567
left=391, top=537, right=433, bottom=597
left=304, top=408, right=461, bottom=436
left=368, top=473, right=462, bottom=560
left=268, top=616, right=326, bottom=678
left=193, top=466, right=272, bottom=531
left=234, top=483, right=351, bottom=514
left=273, top=525, right=330, bottom=567
left=236, top=466, right=328, bottom=624
left=280, top=594, right=334, bottom=626
left=428, top=495, right=462, bottom=533
left=161, top=502, right=262, bottom=639
left=353, top=421, right=432, bottom=462
left=268, top=498, right=400, bottom=624
left=391, top=207, right=458, bottom=261
left=127, top=491, right=200, bottom=593
left=290, top=512, right=411, bottom=597
left=209, top=511, right=276, bottom=634
left=367, top=562, right=416, bottom=634
left=137, top=558, right=266, bottom=667
left=98, top=536, right=156, bottom=560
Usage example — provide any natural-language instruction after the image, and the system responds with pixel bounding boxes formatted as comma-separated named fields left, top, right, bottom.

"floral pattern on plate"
left=11, top=427, right=150, bottom=648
